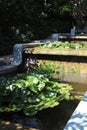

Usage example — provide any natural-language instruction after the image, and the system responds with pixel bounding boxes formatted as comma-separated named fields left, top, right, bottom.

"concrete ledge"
left=13, top=42, right=48, bottom=65
left=0, top=64, right=18, bottom=75
left=59, top=35, right=87, bottom=41
left=64, top=92, right=87, bottom=130
left=24, top=47, right=87, bottom=56
left=58, top=73, right=87, bottom=84
left=0, top=42, right=46, bottom=75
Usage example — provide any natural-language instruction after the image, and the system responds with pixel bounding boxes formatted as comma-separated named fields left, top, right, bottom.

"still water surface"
left=0, top=82, right=86, bottom=130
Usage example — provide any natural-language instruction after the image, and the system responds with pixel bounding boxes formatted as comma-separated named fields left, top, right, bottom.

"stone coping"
left=1, top=41, right=87, bottom=75
left=24, top=47, right=87, bottom=57
left=0, top=42, right=47, bottom=75
left=54, top=73, right=87, bottom=84
left=0, top=64, right=18, bottom=75
left=59, top=35, right=87, bottom=39
left=64, top=92, right=87, bottom=130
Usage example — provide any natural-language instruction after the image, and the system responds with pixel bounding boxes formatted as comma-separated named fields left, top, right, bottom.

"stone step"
left=0, top=64, right=18, bottom=75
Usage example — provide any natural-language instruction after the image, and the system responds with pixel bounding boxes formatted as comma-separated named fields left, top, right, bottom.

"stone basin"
left=23, top=47, right=87, bottom=75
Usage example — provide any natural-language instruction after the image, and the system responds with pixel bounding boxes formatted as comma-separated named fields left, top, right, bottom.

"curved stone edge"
left=0, top=42, right=46, bottom=75
left=63, top=92, right=87, bottom=130
left=13, top=42, right=47, bottom=65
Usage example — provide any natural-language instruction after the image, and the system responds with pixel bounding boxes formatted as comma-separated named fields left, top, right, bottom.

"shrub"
left=0, top=73, right=72, bottom=116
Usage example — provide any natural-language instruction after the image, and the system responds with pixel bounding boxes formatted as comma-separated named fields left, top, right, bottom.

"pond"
left=0, top=81, right=85, bottom=130
left=0, top=99, right=80, bottom=130
left=1, top=40, right=87, bottom=129
left=0, top=71, right=86, bottom=130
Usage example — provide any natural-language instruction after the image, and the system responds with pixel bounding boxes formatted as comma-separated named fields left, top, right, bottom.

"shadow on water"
left=37, top=100, right=80, bottom=130
left=0, top=99, right=80, bottom=130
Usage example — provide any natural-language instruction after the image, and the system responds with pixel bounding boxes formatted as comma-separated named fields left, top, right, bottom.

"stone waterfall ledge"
left=0, top=42, right=46, bottom=75
left=13, top=42, right=46, bottom=65
left=24, top=47, right=87, bottom=56
left=63, top=92, right=87, bottom=130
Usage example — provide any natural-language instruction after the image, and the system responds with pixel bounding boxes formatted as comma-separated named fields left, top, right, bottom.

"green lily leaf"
left=26, top=76, right=39, bottom=85
left=37, top=82, right=45, bottom=91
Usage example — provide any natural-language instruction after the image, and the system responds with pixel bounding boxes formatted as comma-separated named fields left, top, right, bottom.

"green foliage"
left=42, top=41, right=87, bottom=49
left=0, top=73, right=72, bottom=116
left=58, top=0, right=75, bottom=14
left=0, top=0, right=74, bottom=55
left=31, top=62, right=60, bottom=78
left=2, top=0, right=87, bottom=55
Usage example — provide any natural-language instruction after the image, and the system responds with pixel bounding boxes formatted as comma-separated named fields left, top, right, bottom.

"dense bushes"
left=0, top=0, right=74, bottom=55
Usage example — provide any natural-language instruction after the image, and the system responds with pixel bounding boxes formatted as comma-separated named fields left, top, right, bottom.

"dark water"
left=36, top=100, right=80, bottom=130
left=0, top=99, right=80, bottom=130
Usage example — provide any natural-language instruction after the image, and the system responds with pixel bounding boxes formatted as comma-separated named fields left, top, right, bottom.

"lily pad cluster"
left=0, top=73, right=72, bottom=116
left=42, top=41, right=87, bottom=49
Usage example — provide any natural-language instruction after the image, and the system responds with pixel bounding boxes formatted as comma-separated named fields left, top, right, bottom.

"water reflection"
left=0, top=100, right=79, bottom=130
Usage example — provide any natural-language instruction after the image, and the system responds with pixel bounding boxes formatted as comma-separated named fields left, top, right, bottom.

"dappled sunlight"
left=0, top=120, right=38, bottom=130
left=64, top=92, right=87, bottom=130
left=64, top=111, right=87, bottom=130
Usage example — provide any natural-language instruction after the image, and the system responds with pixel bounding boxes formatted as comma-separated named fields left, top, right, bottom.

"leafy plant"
left=41, top=41, right=87, bottom=49
left=31, top=61, right=80, bottom=75
left=0, top=73, right=72, bottom=116
left=31, top=62, right=61, bottom=78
